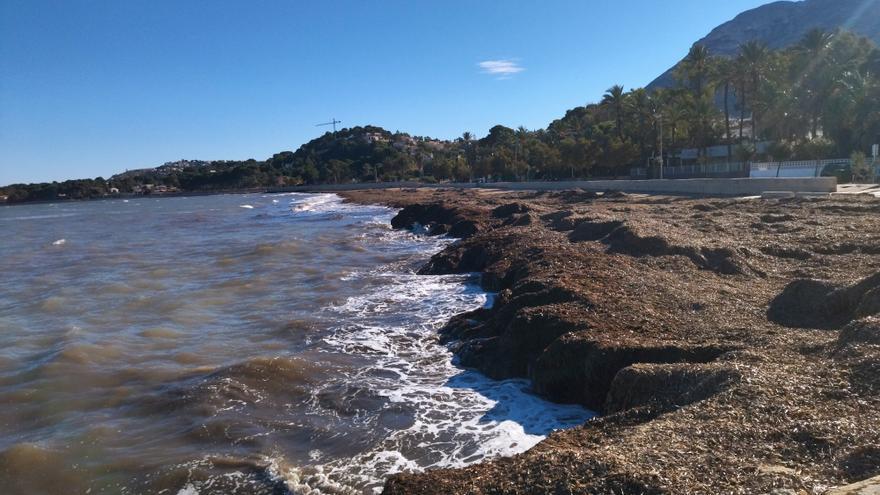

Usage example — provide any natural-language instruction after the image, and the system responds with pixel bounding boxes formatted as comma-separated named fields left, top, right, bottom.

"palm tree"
left=686, top=95, right=719, bottom=162
left=798, top=28, right=835, bottom=59
left=737, top=41, right=771, bottom=143
left=461, top=132, right=475, bottom=181
left=678, top=45, right=712, bottom=97
left=625, top=88, right=655, bottom=164
left=713, top=57, right=738, bottom=160
left=657, top=88, right=690, bottom=163
left=794, top=29, right=836, bottom=139
left=602, top=85, right=627, bottom=138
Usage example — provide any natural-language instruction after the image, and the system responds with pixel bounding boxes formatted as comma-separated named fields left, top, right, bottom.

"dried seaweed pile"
left=340, top=188, right=880, bottom=494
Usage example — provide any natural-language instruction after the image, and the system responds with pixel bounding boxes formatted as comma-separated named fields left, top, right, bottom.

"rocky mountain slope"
left=648, top=0, right=880, bottom=89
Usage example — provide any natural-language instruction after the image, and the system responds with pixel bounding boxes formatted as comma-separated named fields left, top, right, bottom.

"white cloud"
left=478, top=59, right=524, bottom=78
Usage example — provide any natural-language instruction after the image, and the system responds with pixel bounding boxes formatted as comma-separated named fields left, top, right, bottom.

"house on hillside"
left=363, top=132, right=387, bottom=144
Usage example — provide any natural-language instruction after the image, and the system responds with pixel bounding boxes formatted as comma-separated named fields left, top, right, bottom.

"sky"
left=0, top=0, right=773, bottom=185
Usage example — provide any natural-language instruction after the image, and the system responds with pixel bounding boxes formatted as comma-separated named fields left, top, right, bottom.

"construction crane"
left=316, top=118, right=343, bottom=133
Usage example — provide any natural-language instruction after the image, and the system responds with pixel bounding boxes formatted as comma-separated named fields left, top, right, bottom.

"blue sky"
left=0, top=0, right=772, bottom=185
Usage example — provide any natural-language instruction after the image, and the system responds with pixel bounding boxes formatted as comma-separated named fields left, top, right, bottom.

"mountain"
left=648, top=0, right=880, bottom=89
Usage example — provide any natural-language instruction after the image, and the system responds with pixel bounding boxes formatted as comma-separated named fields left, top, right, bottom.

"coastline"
left=339, top=188, right=880, bottom=494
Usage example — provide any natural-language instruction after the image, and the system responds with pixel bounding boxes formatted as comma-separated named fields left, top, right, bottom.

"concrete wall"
left=272, top=177, right=837, bottom=197
left=480, top=177, right=837, bottom=195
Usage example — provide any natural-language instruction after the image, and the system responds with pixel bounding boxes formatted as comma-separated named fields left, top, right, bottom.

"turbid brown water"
left=0, top=193, right=593, bottom=494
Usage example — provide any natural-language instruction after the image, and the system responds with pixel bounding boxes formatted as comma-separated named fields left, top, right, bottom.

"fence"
left=749, top=159, right=851, bottom=178
left=631, top=162, right=748, bottom=179
left=632, top=158, right=857, bottom=180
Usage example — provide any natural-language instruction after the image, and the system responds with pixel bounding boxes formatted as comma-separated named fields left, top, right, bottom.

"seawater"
left=0, top=193, right=594, bottom=494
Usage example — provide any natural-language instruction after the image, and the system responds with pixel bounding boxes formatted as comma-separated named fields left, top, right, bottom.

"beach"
left=338, top=187, right=880, bottom=494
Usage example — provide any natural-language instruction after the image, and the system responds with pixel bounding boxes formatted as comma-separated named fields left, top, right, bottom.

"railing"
left=632, top=159, right=856, bottom=180
left=630, top=162, right=748, bottom=179
left=749, top=159, right=850, bottom=178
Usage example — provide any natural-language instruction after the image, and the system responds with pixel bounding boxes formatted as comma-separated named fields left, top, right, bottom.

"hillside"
left=648, top=0, right=880, bottom=89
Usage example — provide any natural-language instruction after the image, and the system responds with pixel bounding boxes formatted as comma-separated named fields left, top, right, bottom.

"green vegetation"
left=3, top=29, right=878, bottom=204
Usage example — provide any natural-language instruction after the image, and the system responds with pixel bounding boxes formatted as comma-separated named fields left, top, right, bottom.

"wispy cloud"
left=478, top=59, right=524, bottom=79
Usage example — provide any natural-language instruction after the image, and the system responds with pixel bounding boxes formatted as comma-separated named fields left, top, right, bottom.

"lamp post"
left=872, top=144, right=878, bottom=183
left=656, top=113, right=664, bottom=179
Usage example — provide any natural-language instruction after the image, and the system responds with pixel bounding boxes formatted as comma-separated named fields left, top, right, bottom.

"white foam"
left=52, top=239, right=66, bottom=246
left=176, top=484, right=199, bottom=495
left=239, top=205, right=254, bottom=209
left=306, top=262, right=595, bottom=492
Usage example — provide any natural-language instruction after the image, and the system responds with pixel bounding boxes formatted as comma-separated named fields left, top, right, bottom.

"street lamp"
left=656, top=113, right=664, bottom=179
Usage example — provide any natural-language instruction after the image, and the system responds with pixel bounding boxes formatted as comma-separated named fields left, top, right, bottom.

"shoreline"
left=2, top=176, right=843, bottom=207
left=339, top=188, right=880, bottom=494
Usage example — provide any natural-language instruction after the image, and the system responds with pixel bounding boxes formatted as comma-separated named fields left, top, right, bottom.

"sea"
left=0, top=193, right=594, bottom=494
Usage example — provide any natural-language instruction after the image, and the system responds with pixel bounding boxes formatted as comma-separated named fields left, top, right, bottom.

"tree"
left=602, top=85, right=627, bottom=138
left=737, top=41, right=771, bottom=143
left=713, top=57, right=738, bottom=160
left=677, top=45, right=712, bottom=97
